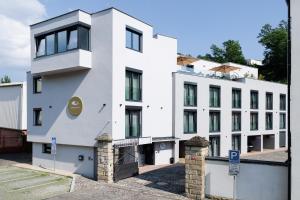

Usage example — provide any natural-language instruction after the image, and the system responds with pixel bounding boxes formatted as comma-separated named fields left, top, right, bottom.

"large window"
left=184, top=83, right=197, bottom=106
left=184, top=110, right=197, bottom=133
left=250, top=112, right=258, bottom=130
left=126, top=28, right=142, bottom=52
left=280, top=113, right=286, bottom=129
left=33, top=76, right=42, bottom=93
left=33, top=108, right=42, bottom=126
left=209, top=136, right=220, bottom=157
left=250, top=90, right=259, bottom=109
left=232, top=135, right=241, bottom=152
left=210, top=86, right=220, bottom=107
left=125, top=108, right=141, bottom=138
left=232, top=112, right=241, bottom=132
left=232, top=88, right=241, bottom=108
left=266, top=112, right=273, bottom=130
left=35, top=25, right=90, bottom=57
left=125, top=70, right=142, bottom=101
left=42, top=144, right=51, bottom=154
left=280, top=94, right=286, bottom=111
left=209, top=111, right=220, bottom=132
left=266, top=92, right=273, bottom=110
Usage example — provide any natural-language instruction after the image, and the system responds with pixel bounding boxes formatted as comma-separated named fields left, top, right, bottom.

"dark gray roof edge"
left=206, top=156, right=288, bottom=166
left=30, top=9, right=90, bottom=27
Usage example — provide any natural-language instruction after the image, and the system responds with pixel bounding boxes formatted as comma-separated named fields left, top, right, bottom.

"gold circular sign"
left=68, top=96, right=83, bottom=116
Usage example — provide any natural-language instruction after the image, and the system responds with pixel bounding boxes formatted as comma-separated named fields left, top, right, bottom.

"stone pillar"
left=185, top=136, right=209, bottom=200
left=96, top=133, right=114, bottom=183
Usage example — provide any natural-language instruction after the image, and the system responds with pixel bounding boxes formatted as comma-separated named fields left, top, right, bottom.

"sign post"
left=51, top=137, right=57, bottom=172
left=229, top=150, right=240, bottom=200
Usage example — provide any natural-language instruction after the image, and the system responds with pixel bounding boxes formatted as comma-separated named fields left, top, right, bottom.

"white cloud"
left=0, top=0, right=47, bottom=69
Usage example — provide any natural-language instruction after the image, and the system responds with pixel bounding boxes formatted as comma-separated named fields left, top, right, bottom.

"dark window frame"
left=280, top=94, right=286, bottom=111
left=33, top=108, right=42, bottom=126
left=125, top=70, right=142, bottom=102
left=209, top=111, right=221, bottom=133
left=250, top=90, right=259, bottom=109
left=42, top=143, right=51, bottom=154
left=126, top=27, right=142, bottom=52
left=232, top=88, right=242, bottom=108
left=33, top=76, right=42, bottom=94
left=125, top=107, right=142, bottom=139
left=280, top=113, right=286, bottom=129
left=183, top=110, right=197, bottom=134
left=232, top=134, right=241, bottom=152
left=265, top=112, right=273, bottom=130
left=209, top=85, right=221, bottom=108
left=209, top=135, right=220, bottom=157
left=250, top=112, right=259, bottom=131
left=232, top=111, right=241, bottom=132
left=184, top=83, right=197, bottom=107
left=266, top=92, right=273, bottom=110
left=35, top=24, right=90, bottom=58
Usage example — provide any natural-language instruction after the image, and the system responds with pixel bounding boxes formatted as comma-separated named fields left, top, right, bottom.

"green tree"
left=258, top=21, right=288, bottom=83
left=1, top=75, right=11, bottom=83
left=198, top=40, right=247, bottom=65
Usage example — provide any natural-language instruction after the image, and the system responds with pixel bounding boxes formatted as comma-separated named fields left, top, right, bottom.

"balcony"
left=31, top=49, right=91, bottom=75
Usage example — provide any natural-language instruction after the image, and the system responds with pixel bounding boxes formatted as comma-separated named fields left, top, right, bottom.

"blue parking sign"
left=229, top=150, right=240, bottom=164
left=51, top=137, right=56, bottom=155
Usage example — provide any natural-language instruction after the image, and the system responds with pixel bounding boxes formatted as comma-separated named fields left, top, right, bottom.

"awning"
left=209, top=65, right=240, bottom=73
left=152, top=137, right=179, bottom=143
left=177, top=55, right=198, bottom=65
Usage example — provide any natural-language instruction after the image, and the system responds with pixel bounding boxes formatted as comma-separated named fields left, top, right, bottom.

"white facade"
left=28, top=7, right=287, bottom=178
left=0, top=82, right=27, bottom=130
left=173, top=72, right=287, bottom=157
left=291, top=0, right=300, bottom=199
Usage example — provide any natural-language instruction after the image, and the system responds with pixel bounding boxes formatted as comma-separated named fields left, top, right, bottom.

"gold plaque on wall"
left=68, top=96, right=83, bottom=116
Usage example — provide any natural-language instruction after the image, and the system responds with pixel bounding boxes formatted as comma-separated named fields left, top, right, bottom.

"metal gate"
left=113, top=145, right=139, bottom=182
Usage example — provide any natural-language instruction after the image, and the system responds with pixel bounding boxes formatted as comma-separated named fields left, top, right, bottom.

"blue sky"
left=0, top=0, right=287, bottom=82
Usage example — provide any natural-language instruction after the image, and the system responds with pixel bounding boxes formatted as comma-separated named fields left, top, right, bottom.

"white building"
left=27, top=7, right=287, bottom=178
left=0, top=82, right=27, bottom=131
left=246, top=59, right=262, bottom=66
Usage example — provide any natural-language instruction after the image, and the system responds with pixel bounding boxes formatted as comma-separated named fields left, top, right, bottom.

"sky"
left=0, top=0, right=287, bottom=82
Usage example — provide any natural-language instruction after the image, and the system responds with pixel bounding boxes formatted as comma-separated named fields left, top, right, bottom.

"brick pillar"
left=96, top=133, right=114, bottom=183
left=185, top=136, right=209, bottom=200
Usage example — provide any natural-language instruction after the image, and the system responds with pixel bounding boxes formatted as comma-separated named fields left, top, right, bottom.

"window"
left=266, top=112, right=273, bottom=130
left=33, top=77, right=42, bottom=93
left=209, top=111, right=220, bottom=132
left=279, top=131, right=286, bottom=147
left=232, top=88, right=241, bottom=108
left=280, top=94, right=286, bottom=111
left=125, top=70, right=142, bottom=101
left=46, top=34, right=55, bottom=55
left=280, top=113, right=286, bottom=129
left=232, top=112, right=241, bottom=131
left=250, top=90, right=258, bottom=109
left=250, top=112, right=258, bottom=130
left=184, top=84, right=197, bottom=106
left=57, top=31, right=67, bottom=53
left=210, top=86, right=220, bottom=107
left=232, top=135, right=241, bottom=152
left=209, top=136, right=220, bottom=157
left=125, top=108, right=141, bottom=138
left=126, top=28, right=142, bottom=52
left=43, top=144, right=51, bottom=154
left=35, top=25, right=90, bottom=57
left=33, top=108, right=42, bottom=126
left=266, top=92, right=273, bottom=110
left=184, top=110, right=197, bottom=133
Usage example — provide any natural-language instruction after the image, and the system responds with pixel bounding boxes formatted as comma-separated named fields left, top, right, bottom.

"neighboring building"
left=291, top=0, right=300, bottom=199
left=0, top=82, right=28, bottom=153
left=27, top=8, right=288, bottom=178
left=246, top=59, right=263, bottom=66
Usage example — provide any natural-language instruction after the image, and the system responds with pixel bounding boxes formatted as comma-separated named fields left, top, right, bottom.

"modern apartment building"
left=27, top=7, right=287, bottom=178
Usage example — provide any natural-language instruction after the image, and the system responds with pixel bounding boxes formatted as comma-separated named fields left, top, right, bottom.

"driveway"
left=0, top=153, right=32, bottom=166
left=0, top=166, right=72, bottom=200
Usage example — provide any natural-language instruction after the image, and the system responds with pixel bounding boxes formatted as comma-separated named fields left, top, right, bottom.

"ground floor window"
left=125, top=108, right=141, bottom=138
left=209, top=136, right=220, bottom=157
left=279, top=131, right=286, bottom=148
left=232, top=134, right=241, bottom=152
left=42, top=143, right=51, bottom=154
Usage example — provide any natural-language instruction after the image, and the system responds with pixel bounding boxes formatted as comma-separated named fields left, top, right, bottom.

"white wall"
left=0, top=83, right=26, bottom=130
left=173, top=72, right=287, bottom=156
left=154, top=142, right=173, bottom=165
left=291, top=0, right=300, bottom=199
left=32, top=143, right=95, bottom=178
left=206, top=159, right=288, bottom=200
